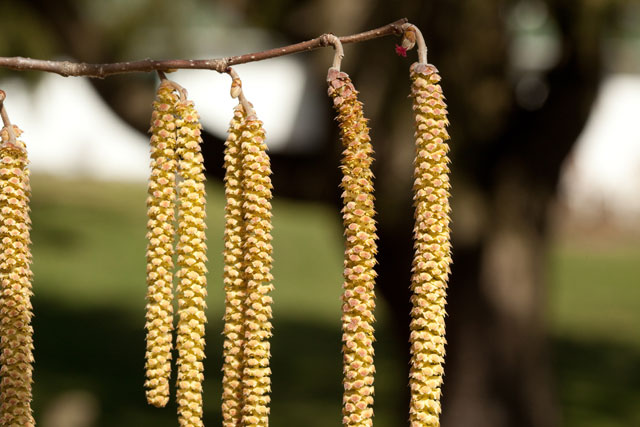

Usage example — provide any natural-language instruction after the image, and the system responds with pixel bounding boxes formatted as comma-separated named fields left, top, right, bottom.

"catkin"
left=221, top=104, right=249, bottom=426
left=408, top=62, right=452, bottom=427
left=0, top=125, right=35, bottom=427
left=239, top=113, right=274, bottom=427
left=174, top=98, right=208, bottom=427
left=144, top=81, right=179, bottom=408
left=327, top=67, right=378, bottom=427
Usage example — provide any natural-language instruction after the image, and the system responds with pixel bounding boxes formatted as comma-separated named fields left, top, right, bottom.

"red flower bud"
left=395, top=44, right=408, bottom=57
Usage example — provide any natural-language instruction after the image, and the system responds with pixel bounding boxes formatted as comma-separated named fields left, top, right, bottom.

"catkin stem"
left=325, top=35, right=345, bottom=70
left=0, top=92, right=17, bottom=145
left=226, top=68, right=256, bottom=119
left=401, top=24, right=428, bottom=64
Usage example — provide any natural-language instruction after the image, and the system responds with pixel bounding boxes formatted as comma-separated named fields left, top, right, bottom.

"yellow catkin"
left=408, top=62, right=452, bottom=427
left=0, top=125, right=35, bottom=427
left=327, top=67, right=378, bottom=427
left=221, top=104, right=249, bottom=426
left=174, top=98, right=208, bottom=427
left=239, top=114, right=274, bottom=427
left=144, top=81, right=180, bottom=408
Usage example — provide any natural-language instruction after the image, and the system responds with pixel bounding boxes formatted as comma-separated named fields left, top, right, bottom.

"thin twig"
left=0, top=19, right=407, bottom=79
left=226, top=67, right=256, bottom=119
left=324, top=35, right=344, bottom=70
left=0, top=90, right=17, bottom=145
left=157, top=75, right=188, bottom=102
left=401, top=23, right=427, bottom=64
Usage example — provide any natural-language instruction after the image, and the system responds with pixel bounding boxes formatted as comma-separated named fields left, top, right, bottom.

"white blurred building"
left=0, top=52, right=321, bottom=181
left=559, top=74, right=640, bottom=227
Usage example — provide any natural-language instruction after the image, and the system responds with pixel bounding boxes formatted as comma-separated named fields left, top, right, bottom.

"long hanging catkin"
left=327, top=67, right=378, bottom=427
left=221, top=103, right=248, bottom=426
left=408, top=62, right=452, bottom=427
left=174, top=98, right=208, bottom=427
left=0, top=125, right=35, bottom=427
left=144, top=80, right=180, bottom=408
left=239, top=110, right=274, bottom=427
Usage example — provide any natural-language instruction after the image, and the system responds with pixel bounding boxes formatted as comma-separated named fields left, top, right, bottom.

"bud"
left=230, top=78, right=242, bottom=99
left=402, top=26, right=417, bottom=50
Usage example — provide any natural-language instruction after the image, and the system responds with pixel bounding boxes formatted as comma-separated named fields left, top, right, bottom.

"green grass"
left=28, top=175, right=407, bottom=426
left=549, top=242, right=640, bottom=346
left=25, top=175, right=640, bottom=426
left=30, top=174, right=346, bottom=321
left=549, top=240, right=640, bottom=427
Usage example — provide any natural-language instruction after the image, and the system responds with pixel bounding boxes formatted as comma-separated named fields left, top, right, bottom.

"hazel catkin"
left=0, top=125, right=35, bottom=427
left=327, top=67, right=378, bottom=427
left=408, top=62, right=452, bottom=427
left=144, top=81, right=180, bottom=408
left=239, top=112, right=274, bottom=427
left=221, top=104, right=249, bottom=426
left=174, top=98, right=208, bottom=427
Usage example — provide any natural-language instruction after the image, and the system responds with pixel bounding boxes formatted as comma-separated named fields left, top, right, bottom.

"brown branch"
left=0, top=19, right=407, bottom=78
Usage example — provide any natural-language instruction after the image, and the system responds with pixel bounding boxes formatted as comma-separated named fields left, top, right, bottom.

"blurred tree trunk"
left=361, top=2, right=603, bottom=426
left=303, top=1, right=603, bottom=426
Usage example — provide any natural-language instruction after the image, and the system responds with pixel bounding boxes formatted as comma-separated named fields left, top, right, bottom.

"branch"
left=0, top=19, right=408, bottom=78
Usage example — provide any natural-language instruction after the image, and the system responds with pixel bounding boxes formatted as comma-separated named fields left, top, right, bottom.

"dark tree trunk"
left=347, top=1, right=604, bottom=426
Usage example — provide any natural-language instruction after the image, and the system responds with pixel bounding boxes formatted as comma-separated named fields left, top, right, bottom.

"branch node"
left=217, top=59, right=230, bottom=74
left=391, top=19, right=408, bottom=36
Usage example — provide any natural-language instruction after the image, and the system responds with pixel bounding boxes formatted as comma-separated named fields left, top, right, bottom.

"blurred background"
left=1, top=1, right=639, bottom=426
